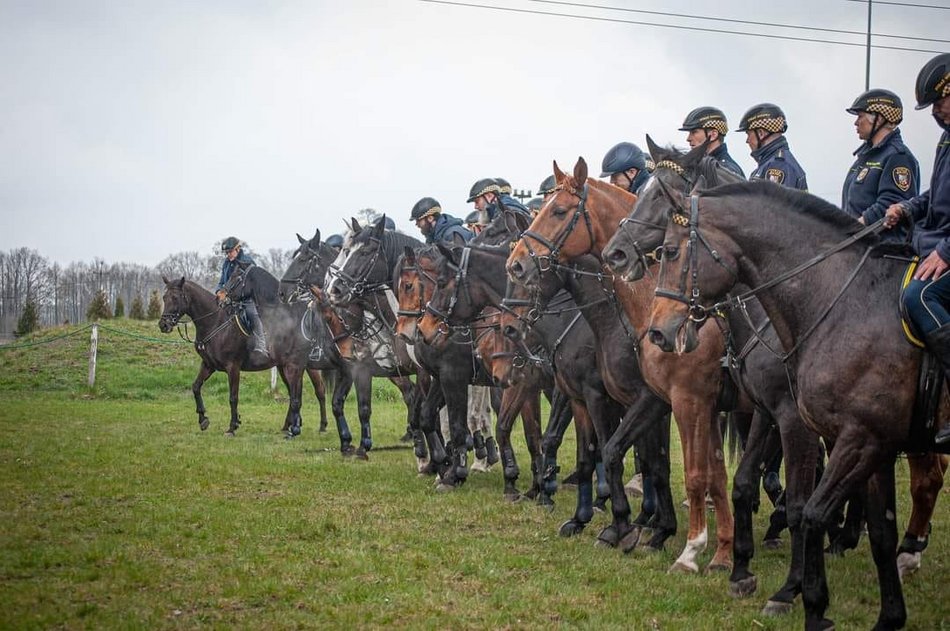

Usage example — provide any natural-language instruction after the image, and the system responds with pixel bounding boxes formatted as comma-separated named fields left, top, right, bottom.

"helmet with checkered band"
left=915, top=52, right=950, bottom=110
left=467, top=178, right=501, bottom=203
left=847, top=89, right=903, bottom=124
left=679, top=106, right=729, bottom=135
left=410, top=197, right=442, bottom=221
left=737, top=103, right=788, bottom=134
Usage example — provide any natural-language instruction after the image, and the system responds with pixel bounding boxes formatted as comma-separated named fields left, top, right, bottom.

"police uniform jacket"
left=750, top=136, right=808, bottom=191
left=709, top=143, right=745, bottom=178
left=428, top=213, right=474, bottom=245
left=217, top=251, right=256, bottom=292
left=907, top=128, right=950, bottom=261
left=487, top=194, right=531, bottom=220
left=842, top=129, right=919, bottom=234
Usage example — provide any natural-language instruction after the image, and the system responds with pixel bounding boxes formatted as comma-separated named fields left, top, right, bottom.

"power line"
left=843, top=0, right=950, bottom=9
left=527, top=0, right=948, bottom=44
left=419, top=0, right=945, bottom=54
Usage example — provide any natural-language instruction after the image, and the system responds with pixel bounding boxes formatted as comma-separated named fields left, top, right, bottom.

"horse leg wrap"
left=897, top=527, right=930, bottom=555
left=413, top=430, right=428, bottom=460
left=501, top=446, right=520, bottom=481
left=473, top=431, right=487, bottom=460
left=485, top=436, right=499, bottom=466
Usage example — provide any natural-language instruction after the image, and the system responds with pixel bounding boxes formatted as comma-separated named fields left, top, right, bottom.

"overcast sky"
left=2, top=0, right=947, bottom=267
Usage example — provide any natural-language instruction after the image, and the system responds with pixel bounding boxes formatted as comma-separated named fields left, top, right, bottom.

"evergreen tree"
left=114, top=295, right=125, bottom=318
left=15, top=301, right=40, bottom=337
left=129, top=294, right=146, bottom=320
left=146, top=289, right=162, bottom=320
left=86, top=289, right=112, bottom=321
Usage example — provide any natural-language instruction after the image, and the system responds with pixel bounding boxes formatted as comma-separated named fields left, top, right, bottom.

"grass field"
left=0, top=320, right=948, bottom=629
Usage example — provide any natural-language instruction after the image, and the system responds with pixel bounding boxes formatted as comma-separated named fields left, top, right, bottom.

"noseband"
left=519, top=184, right=594, bottom=275
left=329, top=237, right=388, bottom=298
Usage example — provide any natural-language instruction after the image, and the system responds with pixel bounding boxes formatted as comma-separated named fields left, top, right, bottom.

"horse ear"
left=690, top=175, right=708, bottom=195
left=646, top=134, right=663, bottom=162
left=351, top=217, right=362, bottom=233
left=573, top=157, right=588, bottom=187
left=312, top=228, right=321, bottom=245
left=372, top=216, right=386, bottom=239
left=404, top=245, right=416, bottom=265
left=683, top=142, right=707, bottom=170
left=297, top=233, right=306, bottom=244
left=436, top=242, right=461, bottom=266
left=553, top=160, right=567, bottom=184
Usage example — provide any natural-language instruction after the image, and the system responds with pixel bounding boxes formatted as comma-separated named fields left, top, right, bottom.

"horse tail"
left=722, top=411, right=745, bottom=466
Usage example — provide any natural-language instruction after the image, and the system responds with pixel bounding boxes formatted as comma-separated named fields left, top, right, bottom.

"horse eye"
left=552, top=205, right=568, bottom=217
left=404, top=282, right=413, bottom=291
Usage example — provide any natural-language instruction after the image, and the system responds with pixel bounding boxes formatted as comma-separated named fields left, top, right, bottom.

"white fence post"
left=271, top=366, right=278, bottom=392
left=88, top=323, right=98, bottom=387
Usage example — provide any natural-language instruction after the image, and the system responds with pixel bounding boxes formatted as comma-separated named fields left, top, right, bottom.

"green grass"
left=0, top=320, right=948, bottom=629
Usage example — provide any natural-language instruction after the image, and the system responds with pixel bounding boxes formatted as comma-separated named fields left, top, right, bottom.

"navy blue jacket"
left=907, top=128, right=950, bottom=261
left=487, top=194, right=531, bottom=220
left=750, top=136, right=808, bottom=191
left=842, top=129, right=919, bottom=240
left=217, top=250, right=255, bottom=292
left=427, top=213, right=474, bottom=245
left=710, top=143, right=745, bottom=178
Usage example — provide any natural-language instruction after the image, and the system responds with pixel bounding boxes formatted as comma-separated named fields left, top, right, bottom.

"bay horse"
left=507, top=158, right=736, bottom=573
left=604, top=141, right=948, bottom=581
left=644, top=180, right=948, bottom=629
left=282, top=230, right=429, bottom=465
left=158, top=276, right=328, bottom=436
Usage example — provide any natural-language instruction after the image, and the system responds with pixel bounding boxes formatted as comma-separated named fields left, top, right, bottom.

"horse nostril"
left=606, top=248, right=627, bottom=267
left=648, top=329, right=665, bottom=347
left=509, top=261, right=523, bottom=279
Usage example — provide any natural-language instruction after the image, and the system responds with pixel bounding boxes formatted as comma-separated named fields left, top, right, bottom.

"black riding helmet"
left=467, top=178, right=500, bottom=203
left=736, top=103, right=788, bottom=134
left=537, top=175, right=556, bottom=195
left=846, top=89, right=903, bottom=124
left=915, top=52, right=950, bottom=110
left=410, top=197, right=442, bottom=221
left=494, top=177, right=512, bottom=195
left=221, top=236, right=240, bottom=252
left=600, top=141, right=647, bottom=177
left=526, top=197, right=544, bottom=212
left=679, top=106, right=729, bottom=135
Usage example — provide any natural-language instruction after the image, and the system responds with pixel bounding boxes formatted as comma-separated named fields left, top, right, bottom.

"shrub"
left=129, top=295, right=146, bottom=320
left=114, top=296, right=125, bottom=318
left=15, top=301, right=40, bottom=337
left=146, top=290, right=162, bottom=320
left=86, top=290, right=112, bottom=321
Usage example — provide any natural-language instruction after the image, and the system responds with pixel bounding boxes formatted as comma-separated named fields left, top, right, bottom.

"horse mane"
left=703, top=181, right=875, bottom=240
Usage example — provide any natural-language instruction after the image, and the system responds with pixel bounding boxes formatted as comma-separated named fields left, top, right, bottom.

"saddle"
left=897, top=259, right=948, bottom=453
left=231, top=305, right=252, bottom=338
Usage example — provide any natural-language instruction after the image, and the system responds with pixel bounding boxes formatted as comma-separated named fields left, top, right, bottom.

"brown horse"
left=643, top=181, right=948, bottom=629
left=507, top=158, right=735, bottom=573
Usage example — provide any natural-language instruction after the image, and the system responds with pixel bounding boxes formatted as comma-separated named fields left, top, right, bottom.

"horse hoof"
left=558, top=520, right=585, bottom=538
left=707, top=559, right=733, bottom=573
left=620, top=527, right=643, bottom=553
left=341, top=446, right=356, bottom=458
left=668, top=561, right=699, bottom=574
left=224, top=430, right=236, bottom=438
left=762, top=538, right=783, bottom=550
left=199, top=419, right=210, bottom=431
left=897, top=551, right=921, bottom=579
left=355, top=447, right=369, bottom=461
left=435, top=482, right=456, bottom=493
left=729, top=576, right=758, bottom=598
left=319, top=427, right=328, bottom=433
left=596, top=526, right=619, bottom=548
left=503, top=490, right=522, bottom=503
left=761, top=599, right=795, bottom=617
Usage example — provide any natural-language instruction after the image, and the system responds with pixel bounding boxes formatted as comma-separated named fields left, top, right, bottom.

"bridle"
left=518, top=183, right=596, bottom=275
left=423, top=246, right=476, bottom=336
left=395, top=259, right=438, bottom=320
left=282, top=244, right=327, bottom=303
left=328, top=235, right=389, bottom=299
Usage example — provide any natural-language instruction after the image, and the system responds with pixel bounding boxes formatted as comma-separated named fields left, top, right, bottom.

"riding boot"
left=924, top=323, right=950, bottom=445
left=245, top=304, right=270, bottom=357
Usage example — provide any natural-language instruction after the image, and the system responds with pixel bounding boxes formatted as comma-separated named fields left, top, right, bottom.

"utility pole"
left=513, top=189, right=532, bottom=202
left=865, top=0, right=872, bottom=90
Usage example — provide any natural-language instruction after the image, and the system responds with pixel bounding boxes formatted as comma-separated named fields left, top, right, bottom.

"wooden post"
left=88, top=323, right=98, bottom=387
left=271, top=366, right=278, bottom=392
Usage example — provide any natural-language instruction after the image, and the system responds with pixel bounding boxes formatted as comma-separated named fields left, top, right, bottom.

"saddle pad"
left=899, top=258, right=926, bottom=349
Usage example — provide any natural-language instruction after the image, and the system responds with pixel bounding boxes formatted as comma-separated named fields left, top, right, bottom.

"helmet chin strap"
left=868, top=112, right=885, bottom=144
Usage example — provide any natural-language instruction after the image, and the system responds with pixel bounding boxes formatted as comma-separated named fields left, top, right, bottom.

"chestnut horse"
left=507, top=158, right=735, bottom=573
left=645, top=181, right=948, bottom=629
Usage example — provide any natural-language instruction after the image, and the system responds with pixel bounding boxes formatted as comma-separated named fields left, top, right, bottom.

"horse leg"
left=435, top=379, right=470, bottom=491
left=192, top=362, right=214, bottom=431
left=800, top=432, right=898, bottom=631
left=279, top=364, right=304, bottom=439
left=520, top=388, right=544, bottom=501
left=865, top=459, right=907, bottom=630
left=354, top=370, right=373, bottom=459
left=898, top=451, right=947, bottom=578
left=761, top=413, right=820, bottom=617
left=705, top=404, right=734, bottom=572
left=496, top=385, right=526, bottom=501
left=332, top=369, right=355, bottom=456
left=225, top=365, right=241, bottom=436
left=393, top=375, right=416, bottom=443
left=669, top=398, right=715, bottom=574
left=730, top=409, right=781, bottom=597
left=558, top=401, right=596, bottom=537
left=306, top=367, right=329, bottom=432
left=406, top=379, right=430, bottom=471
left=420, top=380, right=447, bottom=476
left=539, top=386, right=573, bottom=502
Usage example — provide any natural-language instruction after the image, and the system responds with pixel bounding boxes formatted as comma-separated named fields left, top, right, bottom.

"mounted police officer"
left=215, top=236, right=268, bottom=356
left=600, top=141, right=651, bottom=193
left=526, top=197, right=544, bottom=216
left=410, top=197, right=473, bottom=244
left=885, top=53, right=950, bottom=445
left=467, top=178, right=529, bottom=224
left=538, top=174, right=556, bottom=200
left=679, top=106, right=745, bottom=177
left=737, top=103, right=808, bottom=190
left=844, top=89, right=919, bottom=240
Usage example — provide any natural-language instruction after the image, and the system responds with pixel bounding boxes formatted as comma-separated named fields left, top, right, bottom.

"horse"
left=603, top=140, right=948, bottom=582
left=282, top=229, right=429, bottom=465
left=643, top=179, right=949, bottom=629
left=158, top=276, right=328, bottom=436
left=507, top=158, right=737, bottom=573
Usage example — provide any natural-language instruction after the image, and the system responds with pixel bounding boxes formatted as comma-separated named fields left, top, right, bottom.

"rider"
left=526, top=197, right=544, bottom=216
left=493, top=177, right=531, bottom=215
left=467, top=178, right=529, bottom=224
left=410, top=197, right=473, bottom=244
left=737, top=103, right=808, bottom=190
left=538, top=174, right=557, bottom=201
left=844, top=89, right=920, bottom=240
left=679, top=106, right=745, bottom=177
left=600, top=141, right=651, bottom=194
left=465, top=210, right=488, bottom=235
left=216, top=237, right=268, bottom=356
left=885, top=53, right=950, bottom=445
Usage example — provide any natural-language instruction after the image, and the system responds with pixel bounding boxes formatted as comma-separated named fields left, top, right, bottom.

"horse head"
left=158, top=275, right=188, bottom=332
left=326, top=216, right=389, bottom=306
left=603, top=135, right=743, bottom=282
left=393, top=245, right=439, bottom=344
left=282, top=229, right=338, bottom=302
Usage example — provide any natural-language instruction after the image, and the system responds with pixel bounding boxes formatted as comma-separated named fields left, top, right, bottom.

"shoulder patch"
left=893, top=166, right=911, bottom=192
left=766, top=168, right=785, bottom=184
